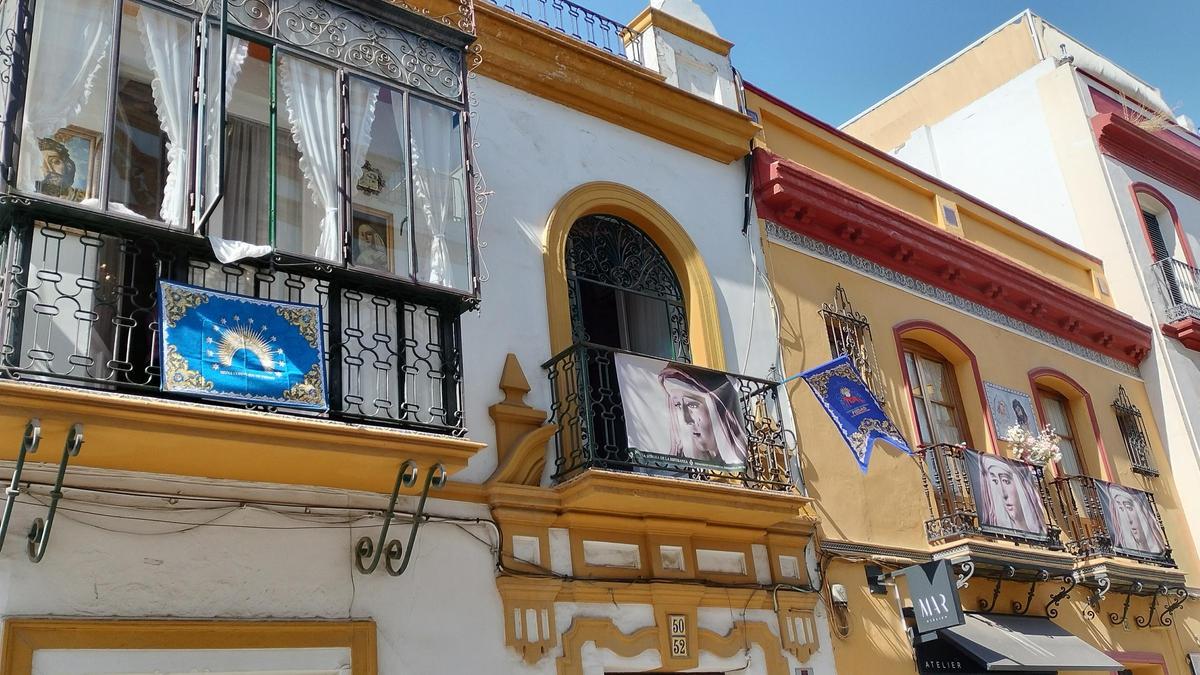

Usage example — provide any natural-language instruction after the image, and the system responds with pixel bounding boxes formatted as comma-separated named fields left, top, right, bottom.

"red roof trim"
left=754, top=148, right=1152, bottom=368
left=1092, top=112, right=1200, bottom=201
left=745, top=81, right=1102, bottom=264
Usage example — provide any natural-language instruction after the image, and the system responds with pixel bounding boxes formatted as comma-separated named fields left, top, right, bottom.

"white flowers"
left=1006, top=424, right=1062, bottom=466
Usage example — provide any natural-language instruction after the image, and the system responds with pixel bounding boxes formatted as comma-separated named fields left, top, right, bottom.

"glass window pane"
left=108, top=2, right=194, bottom=226
left=212, top=39, right=271, bottom=246
left=276, top=55, right=339, bottom=261
left=1039, top=394, right=1072, bottom=439
left=410, top=97, right=469, bottom=290
left=913, top=400, right=934, bottom=446
left=930, top=403, right=965, bottom=445
left=349, top=81, right=410, bottom=276
left=621, top=291, right=672, bottom=359
left=19, top=0, right=115, bottom=204
left=917, top=355, right=951, bottom=403
left=904, top=351, right=923, bottom=399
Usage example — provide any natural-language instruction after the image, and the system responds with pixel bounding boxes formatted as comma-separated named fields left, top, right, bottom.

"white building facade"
left=844, top=10, right=1200, bottom=559
left=0, top=0, right=832, bottom=673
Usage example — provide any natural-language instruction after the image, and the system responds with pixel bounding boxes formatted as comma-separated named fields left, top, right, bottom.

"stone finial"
left=498, top=352, right=532, bottom=406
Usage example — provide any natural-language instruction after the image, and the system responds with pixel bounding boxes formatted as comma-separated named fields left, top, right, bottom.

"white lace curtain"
left=136, top=7, right=193, bottom=228
left=410, top=99, right=466, bottom=289
left=279, top=56, right=340, bottom=261
left=17, top=0, right=113, bottom=193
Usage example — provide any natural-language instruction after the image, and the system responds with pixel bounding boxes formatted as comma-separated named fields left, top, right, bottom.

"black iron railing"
left=0, top=214, right=466, bottom=436
left=543, top=342, right=794, bottom=490
left=484, top=0, right=644, bottom=65
left=917, top=444, right=1062, bottom=549
left=1053, top=475, right=1175, bottom=567
left=1152, top=257, right=1200, bottom=323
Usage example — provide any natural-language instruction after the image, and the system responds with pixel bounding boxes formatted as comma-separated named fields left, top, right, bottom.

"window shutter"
left=1143, top=211, right=1171, bottom=262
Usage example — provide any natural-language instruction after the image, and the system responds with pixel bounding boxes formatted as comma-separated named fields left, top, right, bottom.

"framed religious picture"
left=961, top=448, right=1049, bottom=539
left=614, top=352, right=749, bottom=471
left=984, top=382, right=1035, bottom=441
left=36, top=125, right=102, bottom=203
left=350, top=206, right=397, bottom=273
left=1094, top=480, right=1168, bottom=559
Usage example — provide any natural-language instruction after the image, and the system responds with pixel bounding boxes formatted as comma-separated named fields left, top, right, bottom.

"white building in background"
left=844, top=10, right=1200, bottom=553
left=0, top=0, right=830, bottom=673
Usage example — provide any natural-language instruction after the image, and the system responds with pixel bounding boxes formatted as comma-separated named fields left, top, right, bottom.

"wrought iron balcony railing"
left=484, top=0, right=645, bottom=65
left=1151, top=257, right=1200, bottom=323
left=918, top=444, right=1063, bottom=550
left=0, top=214, right=466, bottom=436
left=543, top=342, right=794, bottom=491
left=1053, top=475, right=1175, bottom=567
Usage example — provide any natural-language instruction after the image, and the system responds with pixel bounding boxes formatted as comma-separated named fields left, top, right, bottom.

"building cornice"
left=1092, top=112, right=1200, bottom=201
left=472, top=2, right=758, bottom=163
left=627, top=8, right=734, bottom=56
left=754, top=148, right=1152, bottom=368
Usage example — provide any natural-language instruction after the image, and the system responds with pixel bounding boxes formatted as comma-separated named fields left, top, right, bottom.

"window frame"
left=901, top=339, right=972, bottom=448
left=7, top=0, right=478, bottom=298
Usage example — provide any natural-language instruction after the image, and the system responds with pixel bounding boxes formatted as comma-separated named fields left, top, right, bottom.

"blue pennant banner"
left=800, top=355, right=911, bottom=473
left=158, top=281, right=328, bottom=411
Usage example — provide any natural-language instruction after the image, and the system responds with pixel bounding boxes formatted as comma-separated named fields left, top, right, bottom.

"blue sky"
left=595, top=1, right=1200, bottom=126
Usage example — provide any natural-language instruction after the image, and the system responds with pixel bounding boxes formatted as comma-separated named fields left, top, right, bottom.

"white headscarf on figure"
left=658, top=364, right=748, bottom=466
left=975, top=453, right=1047, bottom=536
left=1104, top=484, right=1166, bottom=555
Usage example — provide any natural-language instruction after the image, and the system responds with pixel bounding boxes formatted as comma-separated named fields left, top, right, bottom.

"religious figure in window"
left=963, top=450, right=1048, bottom=537
left=659, top=364, right=748, bottom=466
left=1096, top=482, right=1167, bottom=557
left=36, top=138, right=87, bottom=201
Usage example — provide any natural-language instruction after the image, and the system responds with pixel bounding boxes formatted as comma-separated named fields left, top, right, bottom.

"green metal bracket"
left=0, top=418, right=41, bottom=553
left=27, top=423, right=83, bottom=563
left=354, top=461, right=447, bottom=577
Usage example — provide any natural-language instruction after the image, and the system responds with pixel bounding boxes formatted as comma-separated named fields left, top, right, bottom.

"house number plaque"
left=668, top=614, right=688, bottom=657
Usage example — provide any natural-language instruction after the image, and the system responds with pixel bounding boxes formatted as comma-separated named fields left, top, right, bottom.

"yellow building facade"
left=748, top=85, right=1200, bottom=674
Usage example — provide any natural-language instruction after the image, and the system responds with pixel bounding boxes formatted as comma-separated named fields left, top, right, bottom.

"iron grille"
left=917, top=444, right=1063, bottom=550
left=1113, top=385, right=1157, bottom=477
left=0, top=215, right=466, bottom=436
left=819, top=283, right=884, bottom=403
left=1151, top=257, right=1200, bottom=322
left=483, top=0, right=644, bottom=65
left=1052, top=474, right=1175, bottom=567
left=543, top=342, right=794, bottom=491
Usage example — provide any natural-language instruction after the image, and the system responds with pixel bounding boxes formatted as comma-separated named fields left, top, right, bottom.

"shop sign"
left=895, top=560, right=965, bottom=635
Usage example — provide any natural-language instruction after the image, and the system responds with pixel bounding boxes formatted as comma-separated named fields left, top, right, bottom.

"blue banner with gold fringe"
left=158, top=281, right=328, bottom=411
left=800, top=355, right=911, bottom=473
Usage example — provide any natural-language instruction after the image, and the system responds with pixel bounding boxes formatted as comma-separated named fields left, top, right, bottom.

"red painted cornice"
left=1092, top=112, right=1200, bottom=201
left=1161, top=318, right=1200, bottom=352
left=754, top=148, right=1152, bottom=367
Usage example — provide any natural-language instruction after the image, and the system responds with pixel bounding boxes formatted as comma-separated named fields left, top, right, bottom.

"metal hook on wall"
left=354, top=461, right=448, bottom=577
left=27, top=423, right=83, bottom=563
left=0, top=419, right=41, bottom=553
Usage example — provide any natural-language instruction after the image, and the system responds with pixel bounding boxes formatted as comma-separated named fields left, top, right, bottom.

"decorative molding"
left=1161, top=318, right=1200, bottom=351
left=473, top=3, right=758, bottom=163
left=626, top=7, right=733, bottom=56
left=755, top=149, right=1151, bottom=371
left=487, top=353, right=555, bottom=486
left=0, top=619, right=377, bottom=675
left=497, top=576, right=562, bottom=664
left=1093, top=112, right=1200, bottom=202
left=765, top=223, right=1140, bottom=377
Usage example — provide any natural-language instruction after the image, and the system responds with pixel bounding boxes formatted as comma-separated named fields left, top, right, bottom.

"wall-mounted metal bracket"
left=1045, top=574, right=1077, bottom=618
left=26, top=423, right=83, bottom=563
left=955, top=561, right=975, bottom=590
left=354, top=461, right=447, bottom=577
left=1108, top=581, right=1142, bottom=626
left=1159, top=587, right=1188, bottom=627
left=979, top=565, right=1015, bottom=612
left=1134, top=585, right=1166, bottom=629
left=1084, top=576, right=1111, bottom=620
left=1012, top=569, right=1049, bottom=615
left=0, top=419, right=40, bottom=553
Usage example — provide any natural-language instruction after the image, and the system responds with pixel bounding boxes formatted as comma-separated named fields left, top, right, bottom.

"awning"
left=938, top=613, right=1123, bottom=672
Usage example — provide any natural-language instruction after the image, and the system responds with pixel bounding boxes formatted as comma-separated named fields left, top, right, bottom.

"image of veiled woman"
left=967, top=451, right=1047, bottom=537
left=1012, top=399, right=1030, bottom=430
left=1100, top=483, right=1166, bottom=556
left=658, top=364, right=748, bottom=466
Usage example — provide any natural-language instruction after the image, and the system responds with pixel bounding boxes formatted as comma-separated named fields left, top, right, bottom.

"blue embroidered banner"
left=158, top=281, right=328, bottom=411
left=800, top=355, right=911, bottom=473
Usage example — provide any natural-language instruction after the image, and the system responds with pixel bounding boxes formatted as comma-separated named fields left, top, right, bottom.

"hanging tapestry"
left=158, top=281, right=327, bottom=410
left=800, top=355, right=911, bottom=473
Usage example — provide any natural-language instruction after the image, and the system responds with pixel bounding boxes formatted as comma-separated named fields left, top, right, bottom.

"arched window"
left=901, top=340, right=972, bottom=447
left=1133, top=185, right=1193, bottom=310
left=566, top=214, right=691, bottom=362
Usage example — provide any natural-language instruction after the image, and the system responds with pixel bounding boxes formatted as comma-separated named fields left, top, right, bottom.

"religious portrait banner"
left=800, top=355, right=911, bottom=473
left=1094, top=480, right=1168, bottom=559
left=983, top=382, right=1035, bottom=441
left=614, top=352, right=749, bottom=471
left=961, top=449, right=1048, bottom=539
left=158, top=281, right=328, bottom=411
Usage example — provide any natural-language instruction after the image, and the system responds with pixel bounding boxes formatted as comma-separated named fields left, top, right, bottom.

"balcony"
left=483, top=0, right=645, bottom=65
left=0, top=213, right=466, bottom=437
left=543, top=343, right=794, bottom=491
left=1053, top=475, right=1175, bottom=567
left=1151, top=258, right=1200, bottom=350
left=918, top=444, right=1063, bottom=551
